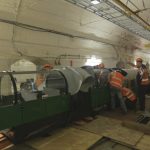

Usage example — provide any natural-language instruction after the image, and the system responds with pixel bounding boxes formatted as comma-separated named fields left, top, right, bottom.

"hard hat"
left=43, top=64, right=53, bottom=69
left=136, top=58, right=143, bottom=62
left=99, top=63, right=105, bottom=68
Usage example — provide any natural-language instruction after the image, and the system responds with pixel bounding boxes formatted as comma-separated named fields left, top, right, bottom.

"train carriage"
left=0, top=66, right=138, bottom=143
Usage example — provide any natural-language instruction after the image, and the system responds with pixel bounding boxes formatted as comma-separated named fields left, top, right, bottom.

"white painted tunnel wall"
left=0, top=0, right=149, bottom=69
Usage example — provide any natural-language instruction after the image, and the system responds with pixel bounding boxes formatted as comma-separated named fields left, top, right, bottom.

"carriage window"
left=0, top=75, right=15, bottom=106
left=45, top=71, right=67, bottom=96
left=14, top=73, right=37, bottom=102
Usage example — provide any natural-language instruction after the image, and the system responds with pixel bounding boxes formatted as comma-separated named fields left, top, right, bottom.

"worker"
left=98, top=63, right=105, bottom=77
left=98, top=63, right=110, bottom=87
left=122, top=87, right=137, bottom=103
left=35, top=64, right=53, bottom=91
left=43, top=64, right=53, bottom=71
left=35, top=73, right=45, bottom=91
left=109, top=69, right=128, bottom=113
left=122, top=87, right=137, bottom=110
left=135, top=58, right=150, bottom=111
left=99, top=63, right=105, bottom=69
left=116, top=61, right=125, bottom=69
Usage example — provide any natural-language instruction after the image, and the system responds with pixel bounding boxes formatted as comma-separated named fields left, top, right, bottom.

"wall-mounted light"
left=91, top=0, right=100, bottom=5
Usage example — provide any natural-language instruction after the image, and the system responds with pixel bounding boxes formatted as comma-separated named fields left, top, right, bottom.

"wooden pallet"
left=0, top=133, right=14, bottom=150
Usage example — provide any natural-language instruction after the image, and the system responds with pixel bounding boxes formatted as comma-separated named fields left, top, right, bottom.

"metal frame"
left=65, top=0, right=150, bottom=40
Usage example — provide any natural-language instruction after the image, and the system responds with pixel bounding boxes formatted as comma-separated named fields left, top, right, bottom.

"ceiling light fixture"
left=91, top=0, right=100, bottom=5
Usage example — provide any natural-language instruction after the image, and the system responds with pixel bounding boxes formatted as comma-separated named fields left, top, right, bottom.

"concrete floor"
left=8, top=110, right=150, bottom=150
left=101, top=109, right=139, bottom=122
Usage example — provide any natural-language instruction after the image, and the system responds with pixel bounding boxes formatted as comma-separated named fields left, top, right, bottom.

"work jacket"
left=141, top=70, right=150, bottom=85
left=136, top=64, right=150, bottom=86
left=109, top=71, right=124, bottom=89
left=122, top=87, right=136, bottom=102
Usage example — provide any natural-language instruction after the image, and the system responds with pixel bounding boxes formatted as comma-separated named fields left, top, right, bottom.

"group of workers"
left=98, top=58, right=150, bottom=114
left=37, top=59, right=150, bottom=114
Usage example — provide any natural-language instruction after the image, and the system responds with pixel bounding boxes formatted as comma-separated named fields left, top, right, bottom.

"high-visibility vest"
left=122, top=87, right=136, bottom=102
left=141, top=70, right=150, bottom=85
left=109, top=71, right=124, bottom=89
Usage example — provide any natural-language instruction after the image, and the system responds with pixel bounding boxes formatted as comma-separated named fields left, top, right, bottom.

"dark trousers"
left=138, top=85, right=150, bottom=110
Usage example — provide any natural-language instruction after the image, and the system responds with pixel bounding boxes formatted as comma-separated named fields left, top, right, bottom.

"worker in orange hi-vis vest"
left=108, top=69, right=128, bottom=113
left=122, top=87, right=137, bottom=102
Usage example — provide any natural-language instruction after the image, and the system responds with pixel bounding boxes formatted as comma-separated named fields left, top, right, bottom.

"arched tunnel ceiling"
left=120, top=0, right=150, bottom=24
left=119, top=0, right=150, bottom=51
left=0, top=0, right=149, bottom=65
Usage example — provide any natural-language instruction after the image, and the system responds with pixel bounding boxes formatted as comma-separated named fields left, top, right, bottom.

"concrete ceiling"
left=0, top=0, right=149, bottom=67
